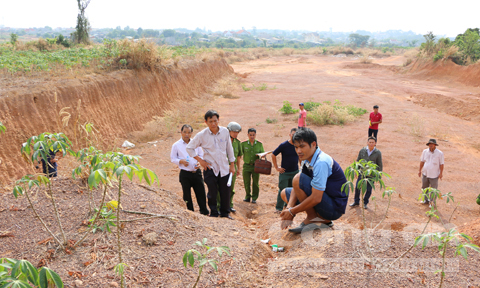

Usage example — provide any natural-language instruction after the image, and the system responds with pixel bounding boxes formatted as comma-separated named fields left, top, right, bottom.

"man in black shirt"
left=272, top=128, right=299, bottom=212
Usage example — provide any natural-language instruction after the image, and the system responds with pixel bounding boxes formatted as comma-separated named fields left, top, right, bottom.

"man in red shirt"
left=298, top=103, right=307, bottom=128
left=368, top=105, right=382, bottom=141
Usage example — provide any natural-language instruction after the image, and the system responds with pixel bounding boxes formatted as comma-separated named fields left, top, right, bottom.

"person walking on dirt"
left=368, top=105, right=382, bottom=141
left=186, top=110, right=236, bottom=219
left=241, top=128, right=265, bottom=204
left=349, top=136, right=383, bottom=210
left=418, top=139, right=444, bottom=207
left=272, top=128, right=300, bottom=213
left=216, top=122, right=243, bottom=213
left=279, top=128, right=348, bottom=234
left=170, top=124, right=209, bottom=215
left=298, top=103, right=307, bottom=128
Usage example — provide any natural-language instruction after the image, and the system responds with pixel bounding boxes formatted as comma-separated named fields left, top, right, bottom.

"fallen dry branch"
left=120, top=210, right=177, bottom=223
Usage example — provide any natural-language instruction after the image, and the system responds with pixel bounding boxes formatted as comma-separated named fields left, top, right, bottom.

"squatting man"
left=279, top=128, right=348, bottom=234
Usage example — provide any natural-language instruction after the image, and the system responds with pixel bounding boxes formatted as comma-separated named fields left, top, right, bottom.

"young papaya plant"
left=13, top=175, right=65, bottom=249
left=183, top=238, right=231, bottom=288
left=342, top=159, right=390, bottom=263
left=20, top=133, right=75, bottom=247
left=87, top=152, right=158, bottom=288
left=415, top=228, right=480, bottom=288
left=72, top=146, right=103, bottom=214
left=0, top=258, right=64, bottom=288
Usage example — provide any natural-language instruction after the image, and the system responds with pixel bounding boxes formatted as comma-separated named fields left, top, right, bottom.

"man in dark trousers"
left=170, top=124, right=209, bottom=215
left=279, top=128, right=348, bottom=234
left=349, top=136, right=383, bottom=210
left=272, top=128, right=299, bottom=213
left=368, top=105, right=382, bottom=141
left=187, top=110, right=235, bottom=219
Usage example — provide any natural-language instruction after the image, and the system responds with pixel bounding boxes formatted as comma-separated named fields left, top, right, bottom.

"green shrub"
left=266, top=117, right=278, bottom=124
left=303, top=101, right=321, bottom=111
left=307, top=102, right=366, bottom=126
left=279, top=101, right=299, bottom=114
left=433, top=50, right=444, bottom=62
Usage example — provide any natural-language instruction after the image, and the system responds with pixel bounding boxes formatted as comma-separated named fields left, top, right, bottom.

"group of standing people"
left=170, top=104, right=445, bottom=233
left=170, top=110, right=267, bottom=220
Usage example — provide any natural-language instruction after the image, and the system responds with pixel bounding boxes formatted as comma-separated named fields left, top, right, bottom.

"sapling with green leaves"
left=183, top=238, right=231, bottom=288
left=415, top=229, right=480, bottom=288
left=13, top=175, right=66, bottom=250
left=72, top=146, right=103, bottom=214
left=418, top=187, right=454, bottom=227
left=19, top=133, right=74, bottom=247
left=0, top=258, right=64, bottom=288
left=373, top=187, right=396, bottom=230
left=386, top=207, right=439, bottom=271
left=88, top=152, right=158, bottom=288
left=342, top=159, right=390, bottom=263
left=387, top=187, right=455, bottom=272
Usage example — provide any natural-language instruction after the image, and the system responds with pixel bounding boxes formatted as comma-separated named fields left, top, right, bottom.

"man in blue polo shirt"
left=279, top=128, right=348, bottom=233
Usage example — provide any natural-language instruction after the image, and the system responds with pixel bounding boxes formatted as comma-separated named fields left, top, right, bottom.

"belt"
left=181, top=169, right=198, bottom=173
left=245, top=163, right=254, bottom=165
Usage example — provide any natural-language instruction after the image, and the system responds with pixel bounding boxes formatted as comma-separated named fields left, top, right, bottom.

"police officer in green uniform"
left=241, top=128, right=265, bottom=204
left=217, top=122, right=243, bottom=212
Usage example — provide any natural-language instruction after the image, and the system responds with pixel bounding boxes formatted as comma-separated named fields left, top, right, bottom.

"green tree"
left=454, top=28, right=480, bottom=64
left=71, top=0, right=91, bottom=44
left=163, top=29, right=176, bottom=37
left=10, top=33, right=18, bottom=45
left=422, top=31, right=436, bottom=56
left=349, top=33, right=370, bottom=47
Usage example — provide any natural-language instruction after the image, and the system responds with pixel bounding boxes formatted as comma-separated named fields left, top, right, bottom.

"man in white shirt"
left=186, top=110, right=236, bottom=219
left=170, top=125, right=209, bottom=215
left=418, top=138, right=444, bottom=206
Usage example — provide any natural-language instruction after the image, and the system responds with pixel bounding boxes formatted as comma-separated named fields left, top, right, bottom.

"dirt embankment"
left=0, top=60, right=233, bottom=182
left=408, top=58, right=480, bottom=87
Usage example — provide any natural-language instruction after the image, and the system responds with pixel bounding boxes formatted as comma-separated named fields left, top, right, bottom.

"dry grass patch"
left=408, top=113, right=426, bottom=137
left=211, top=74, right=241, bottom=99
left=131, top=95, right=210, bottom=142
left=358, top=54, right=373, bottom=64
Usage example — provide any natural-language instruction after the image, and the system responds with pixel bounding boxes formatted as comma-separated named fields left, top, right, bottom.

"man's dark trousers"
left=203, top=169, right=231, bottom=217
left=180, top=169, right=209, bottom=215
left=354, top=176, right=373, bottom=205
left=368, top=128, right=378, bottom=141
left=275, top=170, right=298, bottom=211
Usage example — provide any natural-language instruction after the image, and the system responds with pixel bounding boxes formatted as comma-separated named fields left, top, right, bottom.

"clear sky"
left=1, top=0, right=478, bottom=37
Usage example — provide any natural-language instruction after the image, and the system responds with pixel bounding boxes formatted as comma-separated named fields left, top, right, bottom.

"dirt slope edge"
left=0, top=60, right=233, bottom=183
left=407, top=58, right=480, bottom=87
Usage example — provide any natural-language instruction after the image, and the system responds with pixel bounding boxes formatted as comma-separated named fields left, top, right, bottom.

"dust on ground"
left=1, top=54, right=480, bottom=287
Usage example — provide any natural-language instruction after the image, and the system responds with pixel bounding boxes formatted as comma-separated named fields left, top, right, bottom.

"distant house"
left=267, top=38, right=284, bottom=45
left=198, top=38, right=211, bottom=42
left=234, top=30, right=251, bottom=36
left=303, top=32, right=321, bottom=43
left=125, top=36, right=133, bottom=40
left=223, top=31, right=232, bottom=37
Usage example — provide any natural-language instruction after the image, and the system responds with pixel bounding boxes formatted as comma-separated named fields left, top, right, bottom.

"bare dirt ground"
left=2, top=54, right=480, bottom=287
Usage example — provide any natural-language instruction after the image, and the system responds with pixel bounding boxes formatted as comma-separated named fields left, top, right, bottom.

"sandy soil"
left=1, top=54, right=480, bottom=287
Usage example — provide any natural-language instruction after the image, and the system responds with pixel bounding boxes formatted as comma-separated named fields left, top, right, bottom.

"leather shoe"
left=349, top=202, right=359, bottom=207
left=230, top=208, right=236, bottom=213
left=363, top=204, right=368, bottom=209
left=243, top=199, right=250, bottom=202
left=252, top=200, right=257, bottom=204
left=220, top=215, right=234, bottom=220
